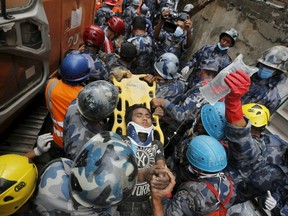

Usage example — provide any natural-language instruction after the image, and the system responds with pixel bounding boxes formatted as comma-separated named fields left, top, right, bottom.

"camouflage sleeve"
left=164, top=190, right=197, bottom=216
left=163, top=85, right=201, bottom=122
left=153, top=140, right=165, bottom=161
left=226, top=118, right=262, bottom=168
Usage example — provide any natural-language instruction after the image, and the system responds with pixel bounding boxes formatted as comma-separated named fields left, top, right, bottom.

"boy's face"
left=131, top=108, right=152, bottom=128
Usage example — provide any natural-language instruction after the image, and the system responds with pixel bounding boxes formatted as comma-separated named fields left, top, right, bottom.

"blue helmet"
left=77, top=80, right=119, bottom=121
left=154, top=53, right=180, bottom=79
left=60, top=54, right=91, bottom=82
left=186, top=135, right=227, bottom=172
left=201, top=102, right=226, bottom=140
left=70, top=131, right=138, bottom=208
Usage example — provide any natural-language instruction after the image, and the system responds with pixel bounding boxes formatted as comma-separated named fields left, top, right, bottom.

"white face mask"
left=174, top=26, right=184, bottom=37
left=217, top=42, right=229, bottom=51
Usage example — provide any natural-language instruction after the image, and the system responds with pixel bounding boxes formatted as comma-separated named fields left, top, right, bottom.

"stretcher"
left=111, top=74, right=164, bottom=144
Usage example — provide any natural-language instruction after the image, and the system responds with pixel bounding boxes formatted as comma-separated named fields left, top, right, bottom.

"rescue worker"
left=94, top=0, right=116, bottom=26
left=105, top=42, right=138, bottom=81
left=165, top=101, right=227, bottom=187
left=154, top=7, right=193, bottom=64
left=34, top=131, right=138, bottom=215
left=71, top=24, right=109, bottom=81
left=24, top=133, right=54, bottom=159
left=117, top=104, right=169, bottom=216
left=139, top=3, right=154, bottom=38
left=242, top=45, right=288, bottom=114
left=63, top=80, right=119, bottom=160
left=122, top=0, right=140, bottom=39
left=181, top=28, right=238, bottom=88
left=45, top=54, right=91, bottom=157
left=150, top=59, right=220, bottom=146
left=0, top=133, right=53, bottom=215
left=223, top=70, right=286, bottom=212
left=144, top=52, right=188, bottom=103
left=152, top=135, right=235, bottom=215
left=0, top=154, right=39, bottom=216
left=101, top=16, right=126, bottom=54
left=127, top=16, right=156, bottom=74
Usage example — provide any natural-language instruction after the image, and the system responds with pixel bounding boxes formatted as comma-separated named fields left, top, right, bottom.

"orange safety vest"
left=45, top=78, right=83, bottom=148
left=205, top=176, right=234, bottom=216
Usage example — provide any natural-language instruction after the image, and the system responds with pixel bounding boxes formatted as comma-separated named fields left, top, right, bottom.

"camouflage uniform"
left=156, top=79, right=188, bottom=103
left=94, top=6, right=115, bottom=26
left=117, top=138, right=165, bottom=216
left=127, top=34, right=155, bottom=74
left=122, top=6, right=138, bottom=36
left=155, top=31, right=188, bottom=63
left=63, top=100, right=107, bottom=160
left=241, top=72, right=287, bottom=115
left=224, top=118, right=288, bottom=205
left=34, top=158, right=117, bottom=215
left=162, top=80, right=208, bottom=124
left=164, top=138, right=235, bottom=215
left=104, top=53, right=131, bottom=72
left=163, top=173, right=235, bottom=215
left=185, top=44, right=232, bottom=88
left=142, top=0, right=157, bottom=24
left=69, top=49, right=109, bottom=81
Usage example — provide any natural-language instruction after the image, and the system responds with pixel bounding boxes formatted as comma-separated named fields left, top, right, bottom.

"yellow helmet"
left=242, top=103, right=270, bottom=127
left=0, top=154, right=38, bottom=215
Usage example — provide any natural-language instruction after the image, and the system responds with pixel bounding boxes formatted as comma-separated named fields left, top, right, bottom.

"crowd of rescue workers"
left=1, top=0, right=288, bottom=215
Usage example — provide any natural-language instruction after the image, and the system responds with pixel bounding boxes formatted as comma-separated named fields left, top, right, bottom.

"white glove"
left=265, top=190, right=277, bottom=210
left=181, top=66, right=190, bottom=76
left=34, top=133, right=53, bottom=156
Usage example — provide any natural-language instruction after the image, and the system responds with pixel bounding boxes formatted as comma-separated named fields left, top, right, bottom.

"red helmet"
left=107, top=16, right=125, bottom=35
left=83, top=25, right=105, bottom=48
left=105, top=0, right=117, bottom=6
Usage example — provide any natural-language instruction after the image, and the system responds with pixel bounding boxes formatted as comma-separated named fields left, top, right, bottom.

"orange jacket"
left=45, top=78, right=83, bottom=148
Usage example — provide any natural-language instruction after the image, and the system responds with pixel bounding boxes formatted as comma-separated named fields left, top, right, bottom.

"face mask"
left=217, top=42, right=229, bottom=51
left=257, top=67, right=274, bottom=79
left=173, top=26, right=184, bottom=37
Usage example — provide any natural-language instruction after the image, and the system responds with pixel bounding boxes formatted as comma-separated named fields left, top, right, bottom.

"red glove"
left=224, top=70, right=250, bottom=123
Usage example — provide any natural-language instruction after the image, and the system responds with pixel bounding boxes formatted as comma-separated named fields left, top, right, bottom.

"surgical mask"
left=217, top=42, right=229, bottom=51
left=257, top=67, right=274, bottom=79
left=173, top=26, right=184, bottom=37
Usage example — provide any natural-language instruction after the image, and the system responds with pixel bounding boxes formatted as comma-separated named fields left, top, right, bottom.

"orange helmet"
left=83, top=25, right=105, bottom=48
left=107, top=16, right=125, bottom=35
